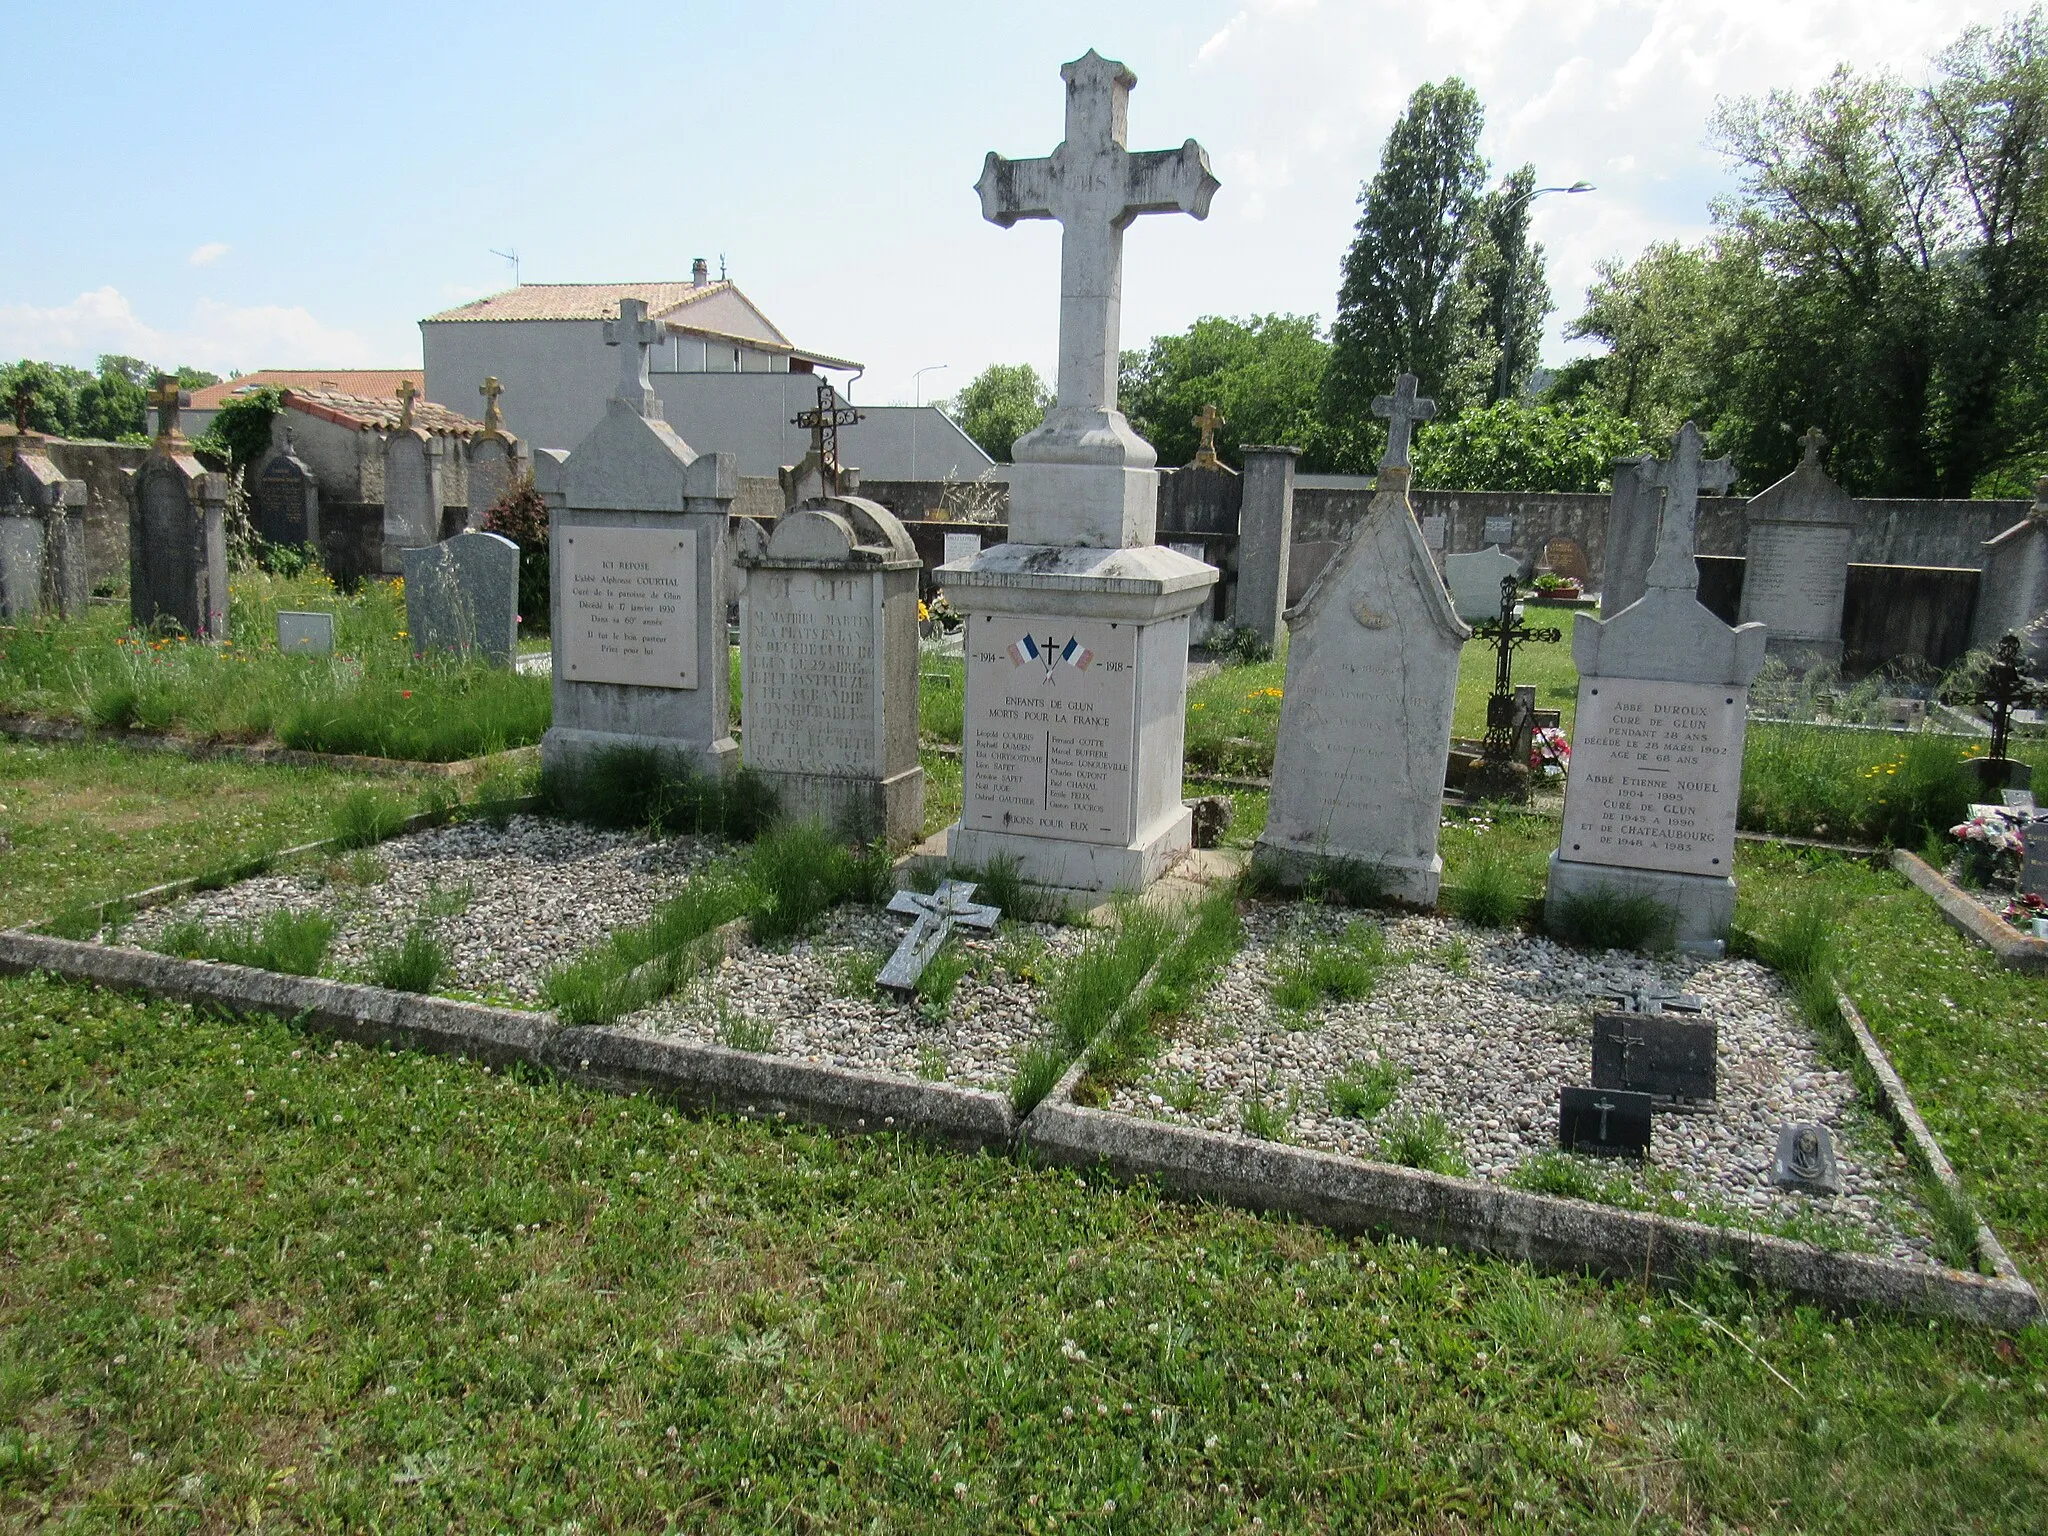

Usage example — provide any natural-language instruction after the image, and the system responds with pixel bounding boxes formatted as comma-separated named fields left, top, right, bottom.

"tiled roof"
left=186, top=371, right=422, bottom=411
left=282, top=389, right=485, bottom=437
left=422, top=282, right=733, bottom=324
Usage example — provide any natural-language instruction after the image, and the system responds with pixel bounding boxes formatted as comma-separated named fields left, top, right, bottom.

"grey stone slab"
left=128, top=449, right=229, bottom=640
left=255, top=446, right=319, bottom=549
left=2023, top=816, right=2048, bottom=900
left=381, top=430, right=441, bottom=573
left=403, top=531, right=519, bottom=666
left=1592, top=1012, right=1717, bottom=1101
left=1558, top=1086, right=1652, bottom=1157
left=467, top=434, right=526, bottom=529
left=277, top=610, right=335, bottom=656
left=1739, top=430, right=1852, bottom=661
left=1235, top=446, right=1297, bottom=654
left=1444, top=545, right=1521, bottom=622
left=0, top=515, right=42, bottom=619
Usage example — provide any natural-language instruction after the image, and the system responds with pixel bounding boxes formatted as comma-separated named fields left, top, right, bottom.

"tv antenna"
left=490, top=247, right=521, bottom=285
left=718, top=253, right=727, bottom=281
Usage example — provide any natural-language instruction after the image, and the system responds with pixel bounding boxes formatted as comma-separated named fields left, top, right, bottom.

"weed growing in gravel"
left=155, top=909, right=337, bottom=977
left=713, top=996, right=774, bottom=1053
left=915, top=1045, right=949, bottom=1082
left=960, top=853, right=1066, bottom=924
left=1511, top=1151, right=1633, bottom=1204
left=1549, top=887, right=1674, bottom=953
left=1271, top=918, right=1389, bottom=1014
left=1154, top=1069, right=1218, bottom=1115
left=831, top=948, right=883, bottom=999
left=1430, top=937, right=1472, bottom=974
left=541, top=865, right=754, bottom=1026
left=747, top=822, right=890, bottom=943
left=1509, top=1152, right=1876, bottom=1253
left=368, top=921, right=446, bottom=993
left=421, top=880, right=475, bottom=919
left=1307, top=857, right=1389, bottom=908
left=328, top=787, right=406, bottom=851
left=545, top=746, right=780, bottom=841
left=1241, top=1088, right=1296, bottom=1142
left=327, top=851, right=389, bottom=886
left=915, top=940, right=973, bottom=1022
left=1376, top=1111, right=1469, bottom=1176
left=994, top=931, right=1049, bottom=983
left=1010, top=1043, right=1067, bottom=1112
left=1325, top=1059, right=1406, bottom=1121
left=1447, top=844, right=1527, bottom=928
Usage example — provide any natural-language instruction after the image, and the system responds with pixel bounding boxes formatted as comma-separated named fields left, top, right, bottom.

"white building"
left=420, top=265, right=990, bottom=479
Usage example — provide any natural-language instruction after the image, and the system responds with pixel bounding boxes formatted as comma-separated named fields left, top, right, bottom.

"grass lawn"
left=0, top=570, right=549, bottom=762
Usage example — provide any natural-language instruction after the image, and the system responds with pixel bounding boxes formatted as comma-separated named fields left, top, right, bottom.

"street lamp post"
left=1494, top=181, right=1594, bottom=405
left=911, top=364, right=949, bottom=481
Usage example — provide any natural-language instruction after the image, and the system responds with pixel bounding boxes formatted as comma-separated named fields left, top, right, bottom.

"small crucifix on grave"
left=479, top=376, right=505, bottom=435
left=878, top=879, right=1001, bottom=998
left=394, top=378, right=418, bottom=431
left=1470, top=574, right=1561, bottom=764
left=1192, top=403, right=1225, bottom=469
left=1643, top=421, right=1735, bottom=592
left=148, top=374, right=190, bottom=445
left=605, top=297, right=667, bottom=415
left=1372, top=373, right=1436, bottom=483
left=791, top=379, right=864, bottom=480
left=1944, top=631, right=2048, bottom=767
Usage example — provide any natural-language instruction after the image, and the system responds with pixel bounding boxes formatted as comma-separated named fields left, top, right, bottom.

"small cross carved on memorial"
left=479, top=376, right=504, bottom=434
left=1192, top=403, right=1225, bottom=469
left=878, top=879, right=1001, bottom=997
left=394, top=378, right=418, bottom=430
left=1943, top=632, right=2048, bottom=762
left=148, top=374, right=190, bottom=444
left=1469, top=574, right=1561, bottom=761
left=791, top=379, right=864, bottom=478
left=1371, top=373, right=1436, bottom=477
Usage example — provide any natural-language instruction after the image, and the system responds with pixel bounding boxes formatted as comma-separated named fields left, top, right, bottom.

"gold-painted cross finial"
left=1193, top=402, right=1225, bottom=468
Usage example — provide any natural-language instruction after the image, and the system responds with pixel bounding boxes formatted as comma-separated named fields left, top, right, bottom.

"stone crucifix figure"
left=479, top=376, right=505, bottom=435
left=605, top=296, right=665, bottom=415
left=975, top=49, right=1218, bottom=474
left=1643, top=420, right=1735, bottom=592
left=1372, top=373, right=1435, bottom=481
left=878, top=879, right=1001, bottom=998
left=148, top=375, right=190, bottom=444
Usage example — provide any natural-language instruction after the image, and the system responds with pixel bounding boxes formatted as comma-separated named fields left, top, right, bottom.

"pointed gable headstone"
left=1737, top=427, right=1852, bottom=665
left=1546, top=422, right=1766, bottom=953
left=1253, top=376, right=1468, bottom=905
left=255, top=427, right=320, bottom=551
left=0, top=426, right=87, bottom=619
left=466, top=376, right=529, bottom=532
left=128, top=377, right=229, bottom=639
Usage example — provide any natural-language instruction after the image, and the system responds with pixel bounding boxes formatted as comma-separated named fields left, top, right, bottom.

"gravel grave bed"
left=628, top=904, right=1081, bottom=1093
left=1104, top=903, right=1940, bottom=1266
left=114, top=816, right=723, bottom=1006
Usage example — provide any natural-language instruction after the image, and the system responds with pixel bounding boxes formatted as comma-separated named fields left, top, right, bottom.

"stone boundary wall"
left=42, top=440, right=149, bottom=592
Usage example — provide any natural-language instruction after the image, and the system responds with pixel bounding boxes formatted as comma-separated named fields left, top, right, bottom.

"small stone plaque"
left=561, top=525, right=700, bottom=690
left=1168, top=540, right=1206, bottom=563
left=1772, top=1122, right=1841, bottom=1195
left=1558, top=1086, right=1652, bottom=1158
left=277, top=610, right=334, bottom=655
left=1421, top=514, right=1446, bottom=551
left=1483, top=514, right=1513, bottom=545
left=942, top=532, right=982, bottom=567
left=1592, top=1013, right=1717, bottom=1102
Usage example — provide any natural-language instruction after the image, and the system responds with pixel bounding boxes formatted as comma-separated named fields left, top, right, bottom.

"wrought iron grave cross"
left=878, top=880, right=1001, bottom=997
left=1944, top=632, right=2048, bottom=762
left=1469, top=574, right=1561, bottom=759
left=1372, top=373, right=1436, bottom=474
left=791, top=380, right=863, bottom=477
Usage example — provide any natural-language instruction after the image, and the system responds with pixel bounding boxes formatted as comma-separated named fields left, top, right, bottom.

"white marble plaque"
left=743, top=569, right=878, bottom=774
left=1560, top=678, right=1744, bottom=877
left=1739, top=521, right=1851, bottom=640
left=1168, top=541, right=1206, bottom=563
left=276, top=610, right=334, bottom=655
left=963, top=616, right=1138, bottom=844
left=561, top=526, right=699, bottom=689
left=1483, top=514, right=1513, bottom=545
left=1421, top=514, right=1446, bottom=551
left=943, top=532, right=982, bottom=566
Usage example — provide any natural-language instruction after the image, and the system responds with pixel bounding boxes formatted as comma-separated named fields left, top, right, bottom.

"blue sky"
left=0, top=1, right=2013, bottom=408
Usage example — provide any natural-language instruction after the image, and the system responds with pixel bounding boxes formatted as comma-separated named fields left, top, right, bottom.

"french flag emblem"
left=1008, top=634, right=1040, bottom=667
left=1060, top=637, right=1094, bottom=671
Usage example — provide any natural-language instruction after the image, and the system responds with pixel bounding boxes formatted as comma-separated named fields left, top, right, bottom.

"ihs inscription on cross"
left=1371, top=373, right=1435, bottom=481
left=878, top=880, right=1001, bottom=998
left=148, top=374, right=190, bottom=444
left=1944, top=631, right=2048, bottom=762
left=791, top=380, right=864, bottom=479
left=1470, top=575, right=1561, bottom=760
left=604, top=297, right=666, bottom=416
left=975, top=50, right=1218, bottom=449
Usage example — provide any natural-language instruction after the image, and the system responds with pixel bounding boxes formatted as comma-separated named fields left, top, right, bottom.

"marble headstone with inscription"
left=1737, top=429, right=1852, bottom=666
left=1547, top=422, right=1766, bottom=951
left=403, top=531, right=520, bottom=667
left=1443, top=545, right=1521, bottom=623
left=737, top=497, right=924, bottom=844
left=1255, top=377, right=1467, bottom=905
left=538, top=298, right=739, bottom=780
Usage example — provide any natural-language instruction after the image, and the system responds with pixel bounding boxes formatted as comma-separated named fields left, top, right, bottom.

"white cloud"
left=187, top=242, right=230, bottom=267
left=0, top=286, right=381, bottom=374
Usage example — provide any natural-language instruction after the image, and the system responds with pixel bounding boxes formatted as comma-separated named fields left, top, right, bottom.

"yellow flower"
left=918, top=601, right=930, bottom=621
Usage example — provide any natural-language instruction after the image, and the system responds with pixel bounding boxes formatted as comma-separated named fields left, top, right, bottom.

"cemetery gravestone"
left=0, top=503, right=38, bottom=619
left=1543, top=537, right=1589, bottom=585
left=1602, top=454, right=1662, bottom=616
left=129, top=378, right=229, bottom=640
left=1558, top=1087, right=1652, bottom=1158
left=277, top=611, right=336, bottom=655
left=1592, top=1012, right=1717, bottom=1102
left=403, top=531, right=520, bottom=666
left=1420, top=512, right=1446, bottom=552
left=382, top=429, right=442, bottom=575
left=2022, top=816, right=2046, bottom=900
left=1546, top=422, right=1766, bottom=951
left=1483, top=513, right=1514, bottom=547
left=255, top=431, right=320, bottom=550
left=538, top=297, right=739, bottom=780
left=0, top=428, right=87, bottom=619
left=1772, top=1123, right=1841, bottom=1196
left=941, top=49, right=1220, bottom=893
left=467, top=377, right=528, bottom=532
left=1738, top=428, right=1852, bottom=666
left=1443, top=545, right=1521, bottom=623
left=1254, top=375, right=1467, bottom=905
left=736, top=495, right=925, bottom=845
left=942, top=532, right=982, bottom=568
left=878, top=880, right=1000, bottom=996
left=1236, top=445, right=1298, bottom=655
left=1971, top=477, right=2048, bottom=670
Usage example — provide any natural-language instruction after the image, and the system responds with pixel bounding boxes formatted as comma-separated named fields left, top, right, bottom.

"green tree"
left=1325, top=79, right=1494, bottom=469
left=0, top=360, right=88, bottom=435
left=1120, top=313, right=1334, bottom=468
left=192, top=387, right=281, bottom=469
left=1413, top=398, right=1645, bottom=492
left=72, top=355, right=149, bottom=441
left=945, top=363, right=1051, bottom=463
left=1469, top=165, right=1555, bottom=405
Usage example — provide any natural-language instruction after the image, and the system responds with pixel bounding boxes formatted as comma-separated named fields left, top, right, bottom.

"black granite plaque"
left=1591, top=1012, right=1718, bottom=1102
left=1558, top=1086, right=1652, bottom=1158
left=257, top=455, right=316, bottom=547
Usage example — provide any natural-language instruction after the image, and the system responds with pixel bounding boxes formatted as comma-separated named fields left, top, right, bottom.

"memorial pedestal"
left=939, top=542, right=1215, bottom=894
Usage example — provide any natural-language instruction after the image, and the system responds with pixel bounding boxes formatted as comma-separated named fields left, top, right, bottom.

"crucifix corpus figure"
left=1470, top=574, right=1561, bottom=768
left=604, top=297, right=666, bottom=415
left=148, top=375, right=191, bottom=444
left=878, top=879, right=1001, bottom=998
left=1192, top=403, right=1225, bottom=469
left=1372, top=373, right=1435, bottom=483
left=975, top=49, right=1218, bottom=473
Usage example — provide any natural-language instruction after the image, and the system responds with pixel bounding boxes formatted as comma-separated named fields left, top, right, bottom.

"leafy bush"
left=481, top=474, right=549, bottom=637
left=1413, top=398, right=1644, bottom=493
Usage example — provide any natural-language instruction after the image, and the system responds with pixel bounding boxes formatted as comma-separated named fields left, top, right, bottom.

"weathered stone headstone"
left=382, top=429, right=442, bottom=575
left=0, top=503, right=38, bottom=619
left=736, top=495, right=924, bottom=844
left=1738, top=428, right=1852, bottom=666
left=466, top=377, right=528, bottom=532
left=1772, top=1123, right=1841, bottom=1195
left=255, top=429, right=320, bottom=550
left=1420, top=512, right=1446, bottom=552
left=940, top=49, right=1220, bottom=893
left=1443, top=545, right=1520, bottom=622
left=538, top=298, right=738, bottom=780
left=277, top=611, right=335, bottom=655
left=1254, top=375, right=1467, bottom=904
left=1546, top=422, right=1766, bottom=952
left=2022, top=816, right=2047, bottom=900
left=1973, top=477, right=2048, bottom=672
left=403, top=531, right=520, bottom=666
left=1558, top=1086, right=1652, bottom=1158
left=0, top=427, right=87, bottom=619
left=1236, top=445, right=1297, bottom=655
left=128, top=378, right=229, bottom=639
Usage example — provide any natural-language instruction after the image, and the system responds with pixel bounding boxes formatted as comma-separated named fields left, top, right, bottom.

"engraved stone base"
left=755, top=764, right=925, bottom=849
left=1545, top=851, right=1734, bottom=955
left=1248, top=839, right=1442, bottom=908
left=946, top=802, right=1194, bottom=896
left=540, top=726, right=738, bottom=783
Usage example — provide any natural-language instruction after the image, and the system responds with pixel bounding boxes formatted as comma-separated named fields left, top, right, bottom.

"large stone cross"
left=1643, top=420, right=1734, bottom=591
left=1192, top=403, right=1225, bottom=468
left=149, top=375, right=190, bottom=443
left=9, top=383, right=31, bottom=432
left=394, top=378, right=418, bottom=430
left=479, top=376, right=504, bottom=434
left=605, top=297, right=665, bottom=415
left=1372, top=373, right=1436, bottom=473
left=1798, top=425, right=1825, bottom=469
left=975, top=50, right=1218, bottom=454
left=878, top=879, right=1001, bottom=998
